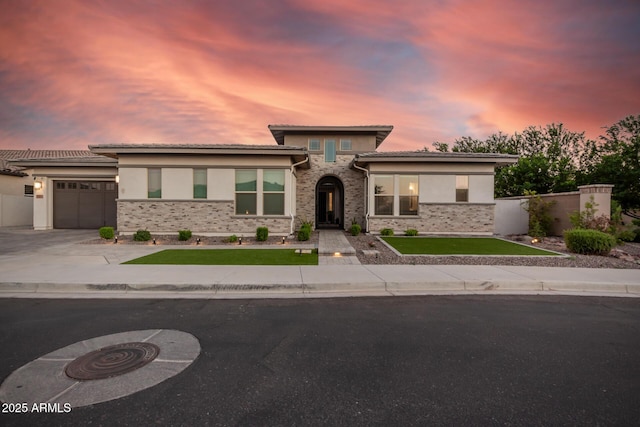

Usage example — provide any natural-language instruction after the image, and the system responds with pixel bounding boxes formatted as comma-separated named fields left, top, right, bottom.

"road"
left=1, top=296, right=639, bottom=426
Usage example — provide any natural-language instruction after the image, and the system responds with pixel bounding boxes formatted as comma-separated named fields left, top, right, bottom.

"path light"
left=196, top=238, right=201, bottom=245
left=114, top=236, right=118, bottom=244
left=153, top=238, right=156, bottom=245
left=238, top=237, right=242, bottom=245
left=531, top=238, right=539, bottom=244
left=282, top=236, right=286, bottom=244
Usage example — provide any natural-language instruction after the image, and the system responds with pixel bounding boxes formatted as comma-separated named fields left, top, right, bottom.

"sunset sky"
left=1, top=0, right=639, bottom=151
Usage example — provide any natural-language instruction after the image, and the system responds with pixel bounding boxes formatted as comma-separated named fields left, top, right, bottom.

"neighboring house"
left=84, top=125, right=517, bottom=235
left=8, top=151, right=117, bottom=230
left=0, top=151, right=33, bottom=227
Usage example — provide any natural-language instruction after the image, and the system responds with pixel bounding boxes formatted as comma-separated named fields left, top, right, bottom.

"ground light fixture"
left=531, top=238, right=540, bottom=244
left=114, top=236, right=118, bottom=244
left=282, top=236, right=286, bottom=244
left=238, top=237, right=242, bottom=245
left=153, top=238, right=156, bottom=245
left=196, top=238, right=201, bottom=245
left=334, top=252, right=342, bottom=257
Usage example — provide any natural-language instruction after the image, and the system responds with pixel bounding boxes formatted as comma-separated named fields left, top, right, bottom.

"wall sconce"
left=115, top=175, right=120, bottom=184
left=34, top=181, right=43, bottom=190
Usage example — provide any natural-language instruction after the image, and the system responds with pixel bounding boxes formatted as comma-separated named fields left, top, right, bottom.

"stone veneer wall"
left=369, top=203, right=495, bottom=234
left=118, top=200, right=290, bottom=235
left=294, top=153, right=366, bottom=230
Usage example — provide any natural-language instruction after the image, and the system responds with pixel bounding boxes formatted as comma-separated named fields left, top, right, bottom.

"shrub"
left=523, top=191, right=555, bottom=238
left=297, top=227, right=310, bottom=241
left=256, top=227, right=269, bottom=241
left=350, top=223, right=361, bottom=236
left=99, top=226, right=114, bottom=240
left=380, top=228, right=394, bottom=236
left=133, top=229, right=151, bottom=242
left=569, top=195, right=610, bottom=232
left=300, top=218, right=314, bottom=230
left=564, top=229, right=616, bottom=256
left=178, top=230, right=192, bottom=241
left=226, top=234, right=238, bottom=243
left=404, top=229, right=418, bottom=236
left=616, top=230, right=636, bottom=243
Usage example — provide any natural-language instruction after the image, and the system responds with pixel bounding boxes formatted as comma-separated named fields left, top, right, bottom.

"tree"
left=585, top=115, right=640, bottom=214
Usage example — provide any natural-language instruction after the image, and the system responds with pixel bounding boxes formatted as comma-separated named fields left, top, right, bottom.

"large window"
left=399, top=175, right=419, bottom=215
left=235, top=169, right=286, bottom=215
left=324, top=139, right=336, bottom=163
left=193, top=169, right=207, bottom=199
left=374, top=175, right=394, bottom=215
left=374, top=175, right=418, bottom=216
left=456, top=176, right=469, bottom=202
left=263, top=170, right=285, bottom=215
left=148, top=168, right=161, bottom=198
left=235, top=170, right=257, bottom=214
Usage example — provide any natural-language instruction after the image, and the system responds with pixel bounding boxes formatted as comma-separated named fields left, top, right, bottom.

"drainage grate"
left=65, top=342, right=160, bottom=381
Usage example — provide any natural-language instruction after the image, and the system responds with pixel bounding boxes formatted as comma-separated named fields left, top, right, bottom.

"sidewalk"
left=0, top=241, right=639, bottom=298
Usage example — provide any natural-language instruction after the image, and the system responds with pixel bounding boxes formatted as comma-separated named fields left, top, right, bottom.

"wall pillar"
left=579, top=184, right=614, bottom=218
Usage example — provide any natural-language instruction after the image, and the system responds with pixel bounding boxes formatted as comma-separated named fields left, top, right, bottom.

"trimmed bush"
left=99, top=226, right=114, bottom=240
left=564, top=229, right=616, bottom=256
left=350, top=223, right=361, bottom=236
left=616, top=230, right=636, bottom=243
left=256, top=227, right=269, bottom=242
left=404, top=229, right=418, bottom=236
left=178, top=230, right=192, bottom=241
left=226, top=234, right=238, bottom=243
left=133, top=229, right=151, bottom=242
left=380, top=228, right=394, bottom=236
left=297, top=227, right=310, bottom=241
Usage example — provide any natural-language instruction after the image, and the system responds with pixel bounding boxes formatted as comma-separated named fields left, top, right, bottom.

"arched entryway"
left=315, top=176, right=344, bottom=229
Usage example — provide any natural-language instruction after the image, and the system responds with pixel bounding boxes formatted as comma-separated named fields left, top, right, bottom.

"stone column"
left=578, top=184, right=614, bottom=218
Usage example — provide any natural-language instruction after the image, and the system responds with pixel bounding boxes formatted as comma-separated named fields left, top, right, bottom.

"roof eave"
left=268, top=125, right=393, bottom=148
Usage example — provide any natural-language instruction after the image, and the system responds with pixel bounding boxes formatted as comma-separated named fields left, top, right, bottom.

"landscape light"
left=282, top=236, right=286, bottom=244
left=114, top=236, right=118, bottom=244
left=196, top=238, right=201, bottom=245
left=334, top=252, right=341, bottom=257
left=531, top=238, right=539, bottom=244
left=238, top=237, right=242, bottom=245
left=153, top=238, right=156, bottom=245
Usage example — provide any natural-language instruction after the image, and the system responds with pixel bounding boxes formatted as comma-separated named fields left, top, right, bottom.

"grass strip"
left=381, top=237, right=560, bottom=256
left=123, top=249, right=318, bottom=265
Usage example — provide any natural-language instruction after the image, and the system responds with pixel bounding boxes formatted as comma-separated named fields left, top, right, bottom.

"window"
left=235, top=170, right=257, bottom=214
left=309, top=139, right=320, bottom=151
left=56, top=182, right=65, bottom=190
left=106, top=182, right=116, bottom=191
left=456, top=175, right=469, bottom=202
left=24, top=184, right=34, bottom=196
left=399, top=176, right=419, bottom=215
left=193, top=169, right=207, bottom=199
left=340, top=139, right=352, bottom=151
left=148, top=168, right=162, bottom=198
left=374, top=175, right=394, bottom=215
left=324, top=139, right=336, bottom=162
left=263, top=170, right=285, bottom=215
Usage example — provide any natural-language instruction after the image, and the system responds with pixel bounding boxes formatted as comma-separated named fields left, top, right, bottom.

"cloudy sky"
left=1, top=0, right=639, bottom=151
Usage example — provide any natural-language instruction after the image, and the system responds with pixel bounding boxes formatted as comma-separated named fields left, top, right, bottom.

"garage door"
left=53, top=181, right=117, bottom=229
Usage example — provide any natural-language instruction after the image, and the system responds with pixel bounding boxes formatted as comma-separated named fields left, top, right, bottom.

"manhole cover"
left=65, top=342, right=160, bottom=381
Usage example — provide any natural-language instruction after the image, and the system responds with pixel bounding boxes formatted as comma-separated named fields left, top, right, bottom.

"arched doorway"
left=315, top=176, right=344, bottom=229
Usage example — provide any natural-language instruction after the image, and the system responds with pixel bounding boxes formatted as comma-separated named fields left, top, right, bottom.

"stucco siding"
left=419, top=175, right=455, bottom=203
left=161, top=168, right=192, bottom=199
left=208, top=169, right=234, bottom=200
left=469, top=175, right=494, bottom=203
left=118, top=168, right=147, bottom=199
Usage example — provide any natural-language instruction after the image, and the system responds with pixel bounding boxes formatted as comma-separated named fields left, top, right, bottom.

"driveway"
left=0, top=227, right=96, bottom=255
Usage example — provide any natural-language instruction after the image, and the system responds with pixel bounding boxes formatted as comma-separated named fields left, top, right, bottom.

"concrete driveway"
left=0, top=227, right=96, bottom=255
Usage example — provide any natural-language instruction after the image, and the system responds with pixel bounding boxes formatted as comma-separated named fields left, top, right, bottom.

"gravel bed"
left=81, top=232, right=320, bottom=246
left=346, top=233, right=640, bottom=269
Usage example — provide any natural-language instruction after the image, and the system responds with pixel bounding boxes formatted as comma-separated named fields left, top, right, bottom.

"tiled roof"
left=88, top=143, right=304, bottom=150
left=0, top=150, right=101, bottom=172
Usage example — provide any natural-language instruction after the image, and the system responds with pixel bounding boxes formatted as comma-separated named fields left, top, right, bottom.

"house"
left=11, top=125, right=517, bottom=234
left=0, top=152, right=32, bottom=227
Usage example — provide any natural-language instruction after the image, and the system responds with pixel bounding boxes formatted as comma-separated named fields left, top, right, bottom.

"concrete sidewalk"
left=0, top=242, right=639, bottom=299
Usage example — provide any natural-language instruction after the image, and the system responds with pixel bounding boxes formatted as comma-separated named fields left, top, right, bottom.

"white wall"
left=469, top=175, right=494, bottom=203
left=118, top=168, right=147, bottom=199
left=208, top=169, right=234, bottom=200
left=494, top=199, right=529, bottom=235
left=0, top=194, right=33, bottom=227
left=419, top=175, right=455, bottom=203
left=162, top=168, right=191, bottom=199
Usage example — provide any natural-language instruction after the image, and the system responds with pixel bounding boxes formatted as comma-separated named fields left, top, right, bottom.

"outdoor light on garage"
left=115, top=175, right=120, bottom=183
left=34, top=181, right=43, bottom=190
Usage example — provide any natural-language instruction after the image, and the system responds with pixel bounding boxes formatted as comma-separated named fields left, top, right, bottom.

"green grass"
left=381, top=237, right=560, bottom=256
left=123, top=249, right=318, bottom=265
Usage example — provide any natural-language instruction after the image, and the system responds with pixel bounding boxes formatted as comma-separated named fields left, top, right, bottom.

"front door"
left=316, top=176, right=344, bottom=229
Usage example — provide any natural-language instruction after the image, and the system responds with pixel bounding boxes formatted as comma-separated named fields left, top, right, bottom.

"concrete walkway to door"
left=317, top=230, right=360, bottom=265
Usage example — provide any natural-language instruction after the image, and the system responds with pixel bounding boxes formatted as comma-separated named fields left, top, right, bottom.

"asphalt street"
left=1, top=296, right=639, bottom=426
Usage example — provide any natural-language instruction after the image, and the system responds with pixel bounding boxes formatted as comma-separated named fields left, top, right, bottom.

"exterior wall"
left=369, top=203, right=495, bottom=234
left=162, top=168, right=192, bottom=199
left=117, top=200, right=290, bottom=235
left=494, top=199, right=529, bottom=235
left=283, top=134, right=377, bottom=153
left=0, top=174, right=33, bottom=227
left=0, top=173, right=31, bottom=196
left=294, top=153, right=365, bottom=230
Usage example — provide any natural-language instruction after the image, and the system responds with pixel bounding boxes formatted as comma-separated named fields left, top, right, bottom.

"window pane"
left=25, top=185, right=34, bottom=195
left=325, top=139, right=336, bottom=162
left=236, top=194, right=256, bottom=215
left=148, top=169, right=161, bottom=198
left=194, top=169, right=207, bottom=198
left=264, top=193, right=284, bottom=215
left=375, top=196, right=393, bottom=215
left=235, top=170, right=257, bottom=191
left=400, top=196, right=419, bottom=215
left=340, top=139, right=351, bottom=151
left=374, top=175, right=393, bottom=195
left=309, top=139, right=320, bottom=151
left=456, top=176, right=469, bottom=202
left=263, top=170, right=284, bottom=191
left=399, top=176, right=418, bottom=195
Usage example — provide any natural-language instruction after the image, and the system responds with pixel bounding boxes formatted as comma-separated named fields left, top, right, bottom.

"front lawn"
left=123, top=249, right=318, bottom=265
left=381, top=237, right=560, bottom=256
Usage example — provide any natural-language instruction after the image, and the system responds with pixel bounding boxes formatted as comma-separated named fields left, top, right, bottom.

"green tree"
left=584, top=115, right=640, bottom=213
